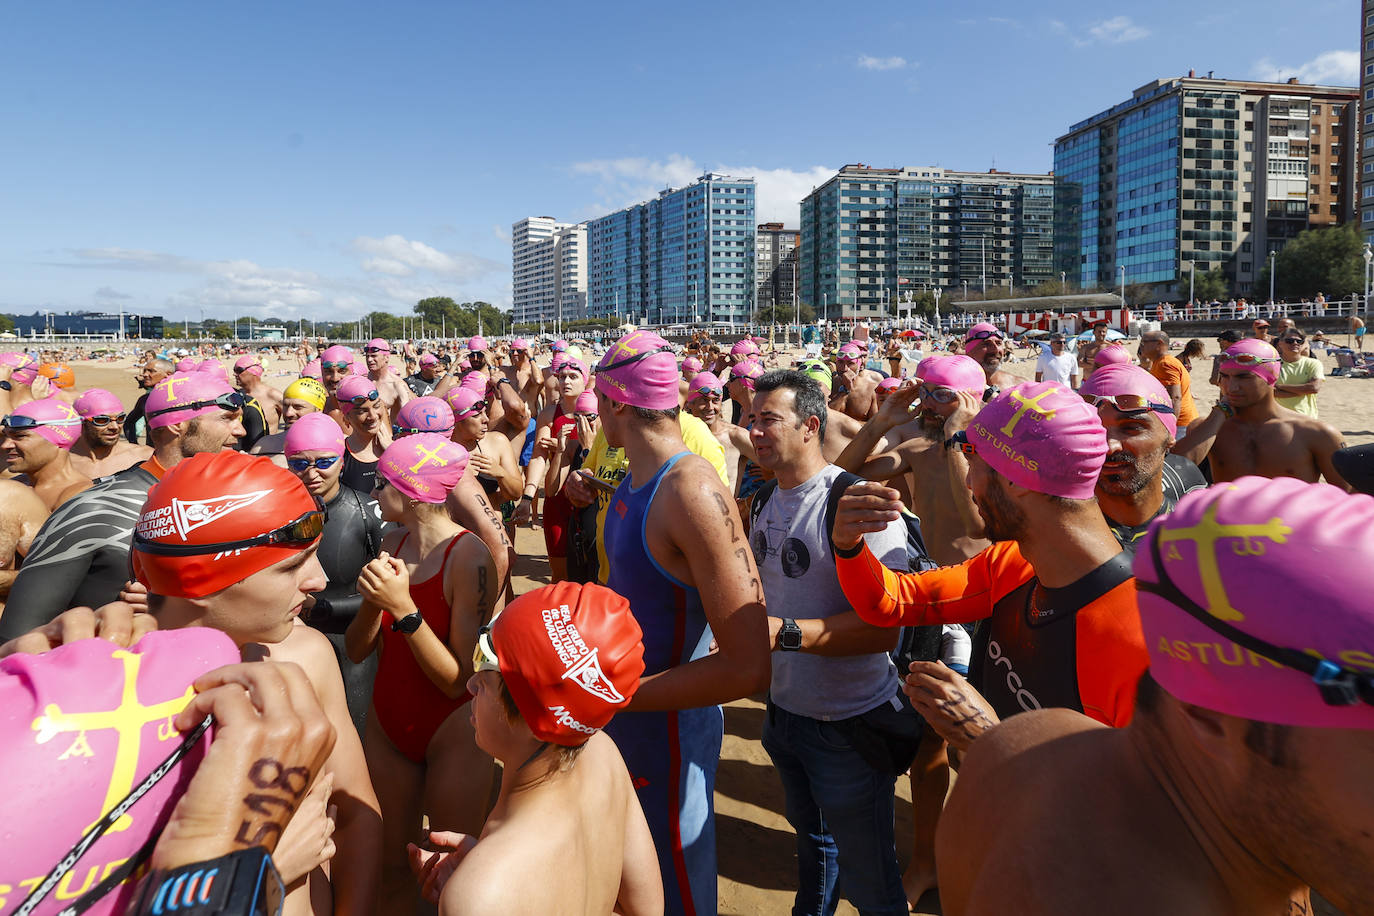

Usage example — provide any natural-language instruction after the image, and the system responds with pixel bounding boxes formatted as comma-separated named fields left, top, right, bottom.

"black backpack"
left=750, top=470, right=942, bottom=670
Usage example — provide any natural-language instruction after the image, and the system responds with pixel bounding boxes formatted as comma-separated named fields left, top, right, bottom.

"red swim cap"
left=132, top=451, right=321, bottom=599
left=489, top=581, right=644, bottom=746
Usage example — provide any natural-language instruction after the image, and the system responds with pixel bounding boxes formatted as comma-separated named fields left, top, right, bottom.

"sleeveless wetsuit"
left=341, top=450, right=379, bottom=495
left=603, top=452, right=720, bottom=916
left=306, top=485, right=386, bottom=734
left=542, top=405, right=578, bottom=560
left=372, top=531, right=474, bottom=763
left=836, top=539, right=1146, bottom=727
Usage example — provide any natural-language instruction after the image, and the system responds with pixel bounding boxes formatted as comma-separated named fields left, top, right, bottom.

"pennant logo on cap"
left=171, top=490, right=272, bottom=541
left=561, top=647, right=625, bottom=704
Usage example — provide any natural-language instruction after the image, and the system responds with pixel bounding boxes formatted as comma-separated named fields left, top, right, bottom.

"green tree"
left=1190, top=266, right=1229, bottom=302
left=0, top=314, right=15, bottom=334
left=1256, top=222, right=1363, bottom=301
left=755, top=303, right=814, bottom=325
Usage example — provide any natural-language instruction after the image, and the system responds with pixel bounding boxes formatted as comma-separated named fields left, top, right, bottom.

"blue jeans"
left=762, top=701, right=907, bottom=916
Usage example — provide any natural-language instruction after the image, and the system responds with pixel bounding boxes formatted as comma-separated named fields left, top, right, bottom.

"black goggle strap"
left=1139, top=534, right=1374, bottom=708
left=597, top=345, right=675, bottom=373
left=16, top=715, right=214, bottom=916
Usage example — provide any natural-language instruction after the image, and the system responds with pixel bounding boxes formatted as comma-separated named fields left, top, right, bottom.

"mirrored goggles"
left=1082, top=393, right=1175, bottom=417
left=87, top=413, right=127, bottom=427
left=965, top=329, right=1003, bottom=342
left=133, top=505, right=325, bottom=556
left=2, top=414, right=83, bottom=431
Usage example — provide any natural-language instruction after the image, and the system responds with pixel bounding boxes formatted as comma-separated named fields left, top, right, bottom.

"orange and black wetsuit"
left=835, top=539, right=1146, bottom=727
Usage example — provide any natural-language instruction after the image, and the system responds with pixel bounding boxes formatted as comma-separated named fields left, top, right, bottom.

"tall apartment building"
left=511, top=217, right=587, bottom=326
left=1361, top=2, right=1374, bottom=238
left=1054, top=74, right=1357, bottom=298
left=586, top=174, right=755, bottom=325
left=799, top=165, right=1053, bottom=319
left=755, top=223, right=800, bottom=310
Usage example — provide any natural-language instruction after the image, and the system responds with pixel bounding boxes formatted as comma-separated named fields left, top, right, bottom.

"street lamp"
left=1188, top=262, right=1195, bottom=307
left=1362, top=243, right=1371, bottom=315
left=932, top=287, right=942, bottom=331
left=1118, top=265, right=1126, bottom=308
left=1268, top=250, right=1276, bottom=306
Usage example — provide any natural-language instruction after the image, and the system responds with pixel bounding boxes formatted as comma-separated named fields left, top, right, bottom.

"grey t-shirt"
left=751, top=464, right=908, bottom=720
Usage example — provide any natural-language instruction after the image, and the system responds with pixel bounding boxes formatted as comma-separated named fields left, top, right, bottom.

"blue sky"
left=0, top=0, right=1358, bottom=322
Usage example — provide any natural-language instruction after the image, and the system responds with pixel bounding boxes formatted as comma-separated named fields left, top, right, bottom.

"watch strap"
left=779, top=618, right=803, bottom=652
left=134, top=848, right=283, bottom=916
left=391, top=611, right=423, bottom=634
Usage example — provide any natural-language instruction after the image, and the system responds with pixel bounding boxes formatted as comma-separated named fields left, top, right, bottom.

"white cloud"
left=94, top=285, right=131, bottom=300
left=1253, top=50, right=1358, bottom=86
left=570, top=155, right=836, bottom=229
left=1087, top=16, right=1149, bottom=43
left=350, top=234, right=503, bottom=279
left=857, top=54, right=907, bottom=71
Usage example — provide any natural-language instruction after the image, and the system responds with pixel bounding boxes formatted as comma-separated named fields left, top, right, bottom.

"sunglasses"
left=286, top=456, right=342, bottom=472
left=87, top=413, right=127, bottom=427
left=144, top=391, right=245, bottom=420
left=320, top=360, right=352, bottom=370
left=918, top=384, right=958, bottom=404
left=453, top=399, right=488, bottom=419
left=1082, top=393, right=1176, bottom=416
left=947, top=430, right=977, bottom=455
left=473, top=624, right=501, bottom=674
left=1223, top=353, right=1281, bottom=367
left=133, top=505, right=326, bottom=556
left=1280, top=337, right=1305, bottom=345
left=345, top=390, right=380, bottom=407
left=363, top=347, right=389, bottom=355
left=965, top=330, right=1003, bottom=342
left=2, top=414, right=82, bottom=431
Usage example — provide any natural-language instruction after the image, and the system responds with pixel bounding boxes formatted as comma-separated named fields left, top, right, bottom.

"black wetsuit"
left=341, top=452, right=378, bottom=495
left=1, top=464, right=158, bottom=641
left=406, top=373, right=439, bottom=398
left=237, top=395, right=269, bottom=452
left=1106, top=454, right=1208, bottom=550
left=304, top=485, right=388, bottom=735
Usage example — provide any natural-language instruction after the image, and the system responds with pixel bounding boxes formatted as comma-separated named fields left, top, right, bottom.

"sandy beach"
left=22, top=343, right=1369, bottom=915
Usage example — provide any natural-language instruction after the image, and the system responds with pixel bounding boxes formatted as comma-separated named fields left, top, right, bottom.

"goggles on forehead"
left=133, top=504, right=325, bottom=556
left=2, top=414, right=82, bottom=431
left=452, top=399, right=488, bottom=419
left=320, top=360, right=352, bottom=370
left=1082, top=393, right=1176, bottom=417
left=1223, top=353, right=1281, bottom=368
left=286, top=456, right=341, bottom=472
left=694, top=386, right=724, bottom=399
left=965, top=329, right=1003, bottom=342
left=473, top=624, right=500, bottom=674
left=363, top=347, right=389, bottom=355
left=344, top=390, right=380, bottom=407
left=598, top=345, right=675, bottom=373
left=145, top=391, right=245, bottom=420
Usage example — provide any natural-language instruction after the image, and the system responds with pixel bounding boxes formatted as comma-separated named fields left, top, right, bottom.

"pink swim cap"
left=336, top=375, right=378, bottom=409
left=10, top=397, right=83, bottom=448
left=319, top=345, right=354, bottom=367
left=968, top=381, right=1107, bottom=500
left=233, top=354, right=264, bottom=376
left=419, top=352, right=439, bottom=367
left=916, top=355, right=986, bottom=394
left=681, top=356, right=702, bottom=379
left=378, top=433, right=469, bottom=503
left=837, top=342, right=864, bottom=362
left=349, top=361, right=368, bottom=376
left=195, top=359, right=232, bottom=386
left=301, top=358, right=322, bottom=379
left=73, top=387, right=125, bottom=420
left=460, top=370, right=489, bottom=393
left=877, top=377, right=902, bottom=392
left=1081, top=364, right=1178, bottom=437
left=1093, top=344, right=1131, bottom=368
left=511, top=337, right=530, bottom=351
left=574, top=390, right=598, bottom=414
left=728, top=360, right=764, bottom=392
left=145, top=372, right=237, bottom=429
left=0, top=351, right=37, bottom=385
left=595, top=331, right=679, bottom=410
left=688, top=370, right=725, bottom=401
left=366, top=337, right=391, bottom=353
left=175, top=357, right=199, bottom=372
left=458, top=358, right=472, bottom=372
left=552, top=339, right=569, bottom=352
left=468, top=335, right=488, bottom=352
left=0, top=629, right=239, bottom=916
left=446, top=386, right=486, bottom=420
left=396, top=396, right=455, bottom=435
left=1135, top=477, right=1374, bottom=730
left=284, top=412, right=346, bottom=455
left=730, top=339, right=758, bottom=358
left=1221, top=339, right=1281, bottom=385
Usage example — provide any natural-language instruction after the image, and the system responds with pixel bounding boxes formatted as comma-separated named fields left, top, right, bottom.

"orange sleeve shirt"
left=1149, top=355, right=1198, bottom=427
left=836, top=541, right=1148, bottom=727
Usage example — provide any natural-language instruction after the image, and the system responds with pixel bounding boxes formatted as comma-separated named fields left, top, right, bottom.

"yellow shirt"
left=585, top=413, right=728, bottom=584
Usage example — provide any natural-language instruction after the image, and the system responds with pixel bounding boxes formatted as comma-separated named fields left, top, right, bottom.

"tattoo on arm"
left=234, top=757, right=311, bottom=847
left=474, top=494, right=512, bottom=548
left=476, top=565, right=489, bottom=618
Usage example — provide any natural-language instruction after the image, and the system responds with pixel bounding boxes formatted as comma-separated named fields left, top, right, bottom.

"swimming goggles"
left=320, top=360, right=352, bottom=370
left=2, top=414, right=83, bottom=431
left=133, top=504, right=326, bottom=556
left=964, top=329, right=1003, bottom=342
left=344, top=390, right=380, bottom=406
left=143, top=391, right=245, bottom=420
left=393, top=422, right=453, bottom=437
left=452, top=399, right=488, bottom=419
left=598, top=345, right=675, bottom=373
left=1081, top=393, right=1176, bottom=417
left=918, top=384, right=958, bottom=404
left=286, top=456, right=342, bottom=472
left=1222, top=353, right=1281, bottom=367
left=363, top=347, right=390, bottom=355
left=87, top=413, right=127, bottom=427
left=473, top=624, right=500, bottom=673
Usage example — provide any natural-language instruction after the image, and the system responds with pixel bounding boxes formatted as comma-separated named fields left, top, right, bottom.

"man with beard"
left=683, top=370, right=753, bottom=495
left=1175, top=339, right=1349, bottom=488
left=830, top=383, right=1149, bottom=753
left=835, top=355, right=991, bottom=566
left=406, top=351, right=448, bottom=398
left=1, top=397, right=92, bottom=511
left=363, top=337, right=412, bottom=421
left=830, top=341, right=884, bottom=421
left=67, top=387, right=152, bottom=477
left=122, top=356, right=173, bottom=445
left=1076, top=319, right=1111, bottom=376
left=1080, top=365, right=1205, bottom=548
left=963, top=322, right=1025, bottom=388
left=0, top=371, right=246, bottom=638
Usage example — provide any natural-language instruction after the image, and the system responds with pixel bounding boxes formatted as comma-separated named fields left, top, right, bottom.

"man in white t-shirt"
left=1035, top=334, right=1079, bottom=389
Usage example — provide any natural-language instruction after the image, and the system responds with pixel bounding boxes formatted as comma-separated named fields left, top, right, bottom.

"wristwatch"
left=391, top=611, right=423, bottom=634
left=778, top=618, right=803, bottom=652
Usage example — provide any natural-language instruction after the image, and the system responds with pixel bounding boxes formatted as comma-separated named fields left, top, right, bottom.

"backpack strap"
left=823, top=470, right=865, bottom=556
left=748, top=478, right=780, bottom=533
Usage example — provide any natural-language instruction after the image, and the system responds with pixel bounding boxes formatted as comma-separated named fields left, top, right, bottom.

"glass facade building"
left=801, top=165, right=1053, bottom=319
left=586, top=174, right=754, bottom=325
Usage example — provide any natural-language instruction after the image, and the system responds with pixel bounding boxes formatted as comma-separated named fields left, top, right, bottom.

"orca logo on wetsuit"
left=987, top=639, right=1044, bottom=713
